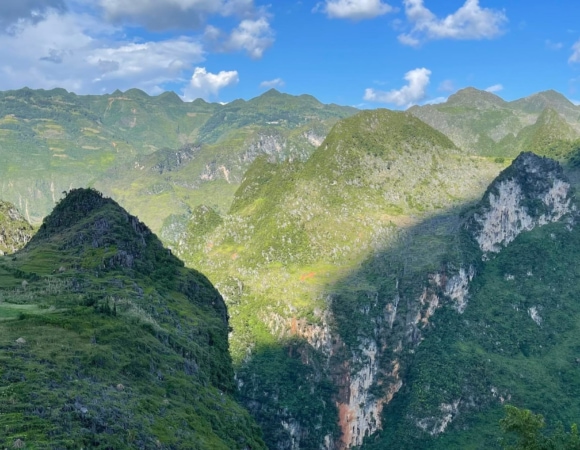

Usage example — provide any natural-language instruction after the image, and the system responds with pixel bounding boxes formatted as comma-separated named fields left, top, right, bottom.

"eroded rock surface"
left=471, top=152, right=574, bottom=254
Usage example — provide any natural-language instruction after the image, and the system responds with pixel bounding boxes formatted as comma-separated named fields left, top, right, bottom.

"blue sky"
left=0, top=0, right=579, bottom=108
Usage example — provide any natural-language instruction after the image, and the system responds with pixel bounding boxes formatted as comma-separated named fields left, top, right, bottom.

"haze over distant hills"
left=0, top=87, right=355, bottom=229
left=2, top=86, right=580, bottom=449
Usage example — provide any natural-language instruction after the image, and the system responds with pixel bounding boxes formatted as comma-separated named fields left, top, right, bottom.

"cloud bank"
left=0, top=0, right=67, bottom=29
left=98, top=0, right=256, bottom=30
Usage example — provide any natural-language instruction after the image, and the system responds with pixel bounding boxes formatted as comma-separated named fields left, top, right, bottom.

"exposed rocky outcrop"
left=319, top=154, right=575, bottom=447
left=0, top=201, right=34, bottom=254
left=150, top=145, right=198, bottom=174
left=470, top=152, right=575, bottom=255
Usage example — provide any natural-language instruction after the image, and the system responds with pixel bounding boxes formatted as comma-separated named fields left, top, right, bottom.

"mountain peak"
left=155, top=90, right=183, bottom=104
left=446, top=87, right=506, bottom=107
left=533, top=106, right=575, bottom=134
left=509, top=89, right=577, bottom=113
left=36, top=188, right=113, bottom=235
left=0, top=190, right=266, bottom=448
left=124, top=88, right=150, bottom=99
left=30, top=188, right=158, bottom=273
left=261, top=88, right=282, bottom=96
left=536, top=89, right=573, bottom=103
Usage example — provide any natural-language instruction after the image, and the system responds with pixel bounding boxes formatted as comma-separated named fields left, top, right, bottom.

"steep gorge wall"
left=254, top=152, right=577, bottom=449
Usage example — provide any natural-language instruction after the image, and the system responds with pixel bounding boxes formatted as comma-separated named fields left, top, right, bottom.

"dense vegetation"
left=0, top=188, right=265, bottom=449
left=168, top=103, right=580, bottom=448
left=500, top=405, right=580, bottom=450
left=3, top=87, right=580, bottom=449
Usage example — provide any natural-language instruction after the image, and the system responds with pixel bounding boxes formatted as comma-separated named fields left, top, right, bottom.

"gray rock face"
left=470, top=152, right=575, bottom=254
left=0, top=201, right=33, bottom=254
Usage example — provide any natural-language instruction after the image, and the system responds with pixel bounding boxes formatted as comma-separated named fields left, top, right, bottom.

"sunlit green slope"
left=168, top=109, right=505, bottom=448
left=409, top=88, right=580, bottom=157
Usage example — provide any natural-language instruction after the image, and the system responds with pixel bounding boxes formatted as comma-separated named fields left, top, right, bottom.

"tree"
left=500, top=405, right=580, bottom=450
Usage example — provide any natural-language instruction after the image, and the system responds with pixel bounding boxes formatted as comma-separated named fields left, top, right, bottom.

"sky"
left=0, top=0, right=579, bottom=108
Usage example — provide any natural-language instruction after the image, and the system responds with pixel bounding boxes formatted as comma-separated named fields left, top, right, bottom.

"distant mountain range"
left=0, top=87, right=355, bottom=228
left=2, top=87, right=580, bottom=449
left=409, top=88, right=580, bottom=158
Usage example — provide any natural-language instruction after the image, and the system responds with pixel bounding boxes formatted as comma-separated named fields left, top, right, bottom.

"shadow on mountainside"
left=235, top=198, right=483, bottom=449
left=237, top=160, right=580, bottom=450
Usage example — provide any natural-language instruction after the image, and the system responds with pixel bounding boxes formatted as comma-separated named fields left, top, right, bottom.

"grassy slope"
left=171, top=109, right=506, bottom=447
left=0, top=88, right=215, bottom=223
left=115, top=90, right=357, bottom=230
left=0, top=189, right=265, bottom=449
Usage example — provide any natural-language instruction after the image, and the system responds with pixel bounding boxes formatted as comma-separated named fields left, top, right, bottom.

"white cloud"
left=399, top=0, right=507, bottom=46
left=98, top=0, right=255, bottom=30
left=315, top=0, right=394, bottom=20
left=87, top=38, right=205, bottom=82
left=438, top=79, right=455, bottom=92
left=98, top=0, right=275, bottom=58
left=0, top=0, right=273, bottom=97
left=423, top=96, right=447, bottom=105
left=570, top=39, right=580, bottom=63
left=260, top=78, right=285, bottom=89
left=226, top=17, right=274, bottom=59
left=183, top=66, right=239, bottom=100
left=364, top=67, right=431, bottom=107
left=485, top=83, right=503, bottom=93
left=545, top=39, right=563, bottom=51
left=204, top=16, right=274, bottom=59
left=0, top=10, right=206, bottom=94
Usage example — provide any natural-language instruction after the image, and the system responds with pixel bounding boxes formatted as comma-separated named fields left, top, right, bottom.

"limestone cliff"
left=319, top=152, right=576, bottom=448
left=469, top=152, right=575, bottom=255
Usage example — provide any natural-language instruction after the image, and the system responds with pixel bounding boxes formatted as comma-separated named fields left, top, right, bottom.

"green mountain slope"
left=112, top=90, right=357, bottom=231
left=409, top=88, right=580, bottom=157
left=169, top=109, right=506, bottom=448
left=509, top=89, right=580, bottom=124
left=0, top=87, right=356, bottom=230
left=0, top=201, right=33, bottom=255
left=510, top=107, right=580, bottom=159
left=5, top=86, right=580, bottom=449
left=0, top=188, right=265, bottom=449
left=366, top=153, right=580, bottom=449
